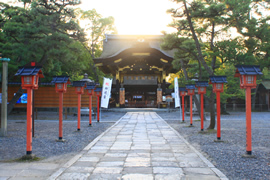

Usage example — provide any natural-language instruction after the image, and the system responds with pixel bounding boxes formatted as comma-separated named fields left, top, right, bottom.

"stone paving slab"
left=47, top=112, right=228, bottom=180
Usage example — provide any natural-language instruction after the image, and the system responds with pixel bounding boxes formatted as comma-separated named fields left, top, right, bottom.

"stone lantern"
left=195, top=81, right=209, bottom=131
left=234, top=65, right=262, bottom=156
left=51, top=76, right=71, bottom=141
left=209, top=76, right=227, bottom=141
left=94, top=87, right=102, bottom=122
left=186, top=84, right=196, bottom=126
left=179, top=87, right=187, bottom=122
left=86, top=82, right=96, bottom=126
left=15, top=63, right=44, bottom=156
left=73, top=81, right=86, bottom=131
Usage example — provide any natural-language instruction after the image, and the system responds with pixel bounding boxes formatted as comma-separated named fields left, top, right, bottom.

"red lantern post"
left=195, top=81, right=209, bottom=131
left=179, top=87, right=187, bottom=123
left=209, top=76, right=227, bottom=141
left=95, top=87, right=102, bottom=122
left=234, top=65, right=262, bottom=156
left=73, top=81, right=86, bottom=131
left=86, top=84, right=96, bottom=126
left=15, top=64, right=44, bottom=156
left=52, top=76, right=70, bottom=141
left=186, top=84, right=196, bottom=126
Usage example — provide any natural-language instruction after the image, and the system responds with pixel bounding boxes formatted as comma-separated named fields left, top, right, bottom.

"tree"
left=164, top=0, right=269, bottom=129
left=75, top=8, right=117, bottom=82
left=0, top=0, right=87, bottom=113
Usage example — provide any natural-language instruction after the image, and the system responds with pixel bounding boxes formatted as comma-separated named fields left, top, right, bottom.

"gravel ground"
left=0, top=110, right=126, bottom=161
left=1, top=109, right=270, bottom=180
left=158, top=111, right=270, bottom=180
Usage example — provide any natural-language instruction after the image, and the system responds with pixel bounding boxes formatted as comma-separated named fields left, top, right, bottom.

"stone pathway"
left=48, top=112, right=227, bottom=180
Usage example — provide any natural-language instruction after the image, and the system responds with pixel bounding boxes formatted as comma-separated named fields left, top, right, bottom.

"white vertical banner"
left=101, top=77, right=112, bottom=108
left=174, top=77, right=180, bottom=108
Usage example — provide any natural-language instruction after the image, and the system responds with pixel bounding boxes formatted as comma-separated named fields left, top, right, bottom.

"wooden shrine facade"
left=94, top=35, right=175, bottom=108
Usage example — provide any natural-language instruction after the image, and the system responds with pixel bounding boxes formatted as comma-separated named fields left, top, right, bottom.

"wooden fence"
left=2, top=86, right=98, bottom=108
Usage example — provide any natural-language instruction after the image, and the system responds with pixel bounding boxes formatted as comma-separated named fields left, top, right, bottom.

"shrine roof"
left=51, top=76, right=71, bottom=84
left=195, top=81, right=209, bottom=87
left=15, top=66, right=44, bottom=78
left=209, top=76, right=227, bottom=84
left=97, top=34, right=175, bottom=59
left=235, top=65, right=263, bottom=76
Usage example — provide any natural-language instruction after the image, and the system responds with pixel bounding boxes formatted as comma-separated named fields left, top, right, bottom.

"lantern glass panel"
left=76, top=87, right=81, bottom=92
left=199, top=87, right=205, bottom=92
left=246, top=75, right=254, bottom=84
left=57, top=83, right=63, bottom=90
left=24, top=76, right=32, bottom=85
left=189, top=89, right=194, bottom=93
left=216, top=83, right=222, bottom=90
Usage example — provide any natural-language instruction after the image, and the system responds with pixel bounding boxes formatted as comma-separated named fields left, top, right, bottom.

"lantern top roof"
left=209, top=76, right=227, bottom=84
left=179, top=87, right=187, bottom=91
left=15, top=66, right=44, bottom=78
left=94, top=87, right=102, bottom=92
left=51, top=76, right=71, bottom=84
left=72, top=81, right=86, bottom=87
left=86, top=85, right=96, bottom=90
left=234, top=65, right=263, bottom=77
left=185, top=84, right=196, bottom=90
left=195, top=81, right=209, bottom=87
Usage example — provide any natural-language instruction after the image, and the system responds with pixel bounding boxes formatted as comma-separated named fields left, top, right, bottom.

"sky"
left=79, top=0, right=177, bottom=35
left=2, top=0, right=177, bottom=35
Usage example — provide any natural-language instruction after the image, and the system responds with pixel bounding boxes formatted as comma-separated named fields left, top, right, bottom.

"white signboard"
left=174, top=77, right=180, bottom=108
left=101, top=77, right=112, bottom=108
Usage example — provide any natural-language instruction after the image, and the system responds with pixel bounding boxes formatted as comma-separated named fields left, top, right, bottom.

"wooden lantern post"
left=86, top=83, right=96, bottom=126
left=209, top=76, right=227, bottom=141
left=73, top=81, right=86, bottom=131
left=195, top=81, right=209, bottom=131
left=234, top=65, right=262, bottom=156
left=95, top=87, right=102, bottom=122
left=15, top=63, right=44, bottom=156
left=186, top=84, right=196, bottom=126
left=51, top=76, right=70, bottom=141
left=179, top=87, right=187, bottom=123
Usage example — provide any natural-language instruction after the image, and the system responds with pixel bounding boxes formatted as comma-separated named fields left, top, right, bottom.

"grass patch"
left=15, top=155, right=43, bottom=162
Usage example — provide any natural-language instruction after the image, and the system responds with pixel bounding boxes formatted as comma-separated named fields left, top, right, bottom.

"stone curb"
left=47, top=113, right=126, bottom=180
left=156, top=113, right=229, bottom=180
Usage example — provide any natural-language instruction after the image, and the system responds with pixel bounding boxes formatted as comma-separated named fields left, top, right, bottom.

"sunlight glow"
left=80, top=0, right=176, bottom=35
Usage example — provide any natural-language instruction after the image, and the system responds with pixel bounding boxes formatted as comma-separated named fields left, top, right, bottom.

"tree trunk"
left=7, top=87, right=25, bottom=114
left=207, top=91, right=216, bottom=129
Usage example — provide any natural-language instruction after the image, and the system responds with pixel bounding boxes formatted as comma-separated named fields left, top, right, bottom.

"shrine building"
left=94, top=34, right=176, bottom=108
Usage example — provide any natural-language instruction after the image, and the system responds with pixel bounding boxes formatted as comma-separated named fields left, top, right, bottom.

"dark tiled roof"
left=185, top=84, right=196, bottom=89
left=179, top=87, right=187, bottom=91
left=72, top=81, right=86, bottom=87
left=51, top=76, right=70, bottom=84
left=195, top=81, right=209, bottom=87
left=86, top=85, right=96, bottom=90
left=15, top=66, right=43, bottom=77
left=94, top=87, right=102, bottom=92
left=209, top=76, right=227, bottom=83
left=235, top=65, right=263, bottom=75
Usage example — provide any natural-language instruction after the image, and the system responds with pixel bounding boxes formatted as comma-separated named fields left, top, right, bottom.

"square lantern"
left=179, top=87, right=187, bottom=96
left=86, top=83, right=96, bottom=96
left=186, top=84, right=196, bottom=96
left=195, top=81, right=209, bottom=94
left=73, top=81, right=86, bottom=94
left=15, top=66, right=44, bottom=89
left=234, top=65, right=263, bottom=89
left=209, top=76, right=227, bottom=93
left=95, top=87, right=102, bottom=96
left=51, top=76, right=71, bottom=93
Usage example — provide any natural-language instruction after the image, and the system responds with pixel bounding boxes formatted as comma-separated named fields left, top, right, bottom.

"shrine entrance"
left=94, top=35, right=175, bottom=108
